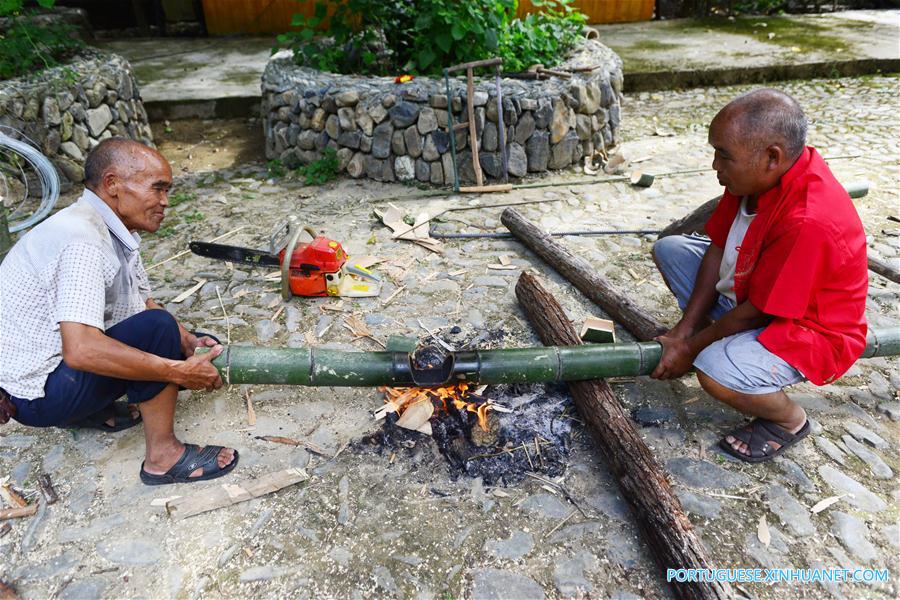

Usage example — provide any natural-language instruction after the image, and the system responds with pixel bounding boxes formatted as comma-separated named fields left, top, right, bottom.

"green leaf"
left=450, top=21, right=466, bottom=41
left=417, top=47, right=436, bottom=70
left=435, top=32, right=452, bottom=54
left=36, top=0, right=55, bottom=8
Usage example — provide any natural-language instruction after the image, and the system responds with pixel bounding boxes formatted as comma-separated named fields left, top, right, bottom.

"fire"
left=379, top=383, right=494, bottom=432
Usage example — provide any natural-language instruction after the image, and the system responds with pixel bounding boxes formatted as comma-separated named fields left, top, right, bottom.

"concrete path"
left=96, top=9, right=899, bottom=119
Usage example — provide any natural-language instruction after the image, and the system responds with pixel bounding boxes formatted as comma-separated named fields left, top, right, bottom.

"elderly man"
left=0, top=138, right=238, bottom=485
left=650, top=89, right=867, bottom=463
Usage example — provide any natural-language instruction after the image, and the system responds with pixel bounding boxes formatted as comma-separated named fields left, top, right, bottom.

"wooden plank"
left=165, top=468, right=308, bottom=520
left=515, top=272, right=730, bottom=600
left=447, top=57, right=504, bottom=72
left=459, top=184, right=513, bottom=193
left=0, top=505, right=37, bottom=520
left=465, top=68, right=484, bottom=187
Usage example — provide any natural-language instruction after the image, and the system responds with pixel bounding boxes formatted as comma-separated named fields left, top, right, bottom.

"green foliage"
left=0, top=0, right=84, bottom=81
left=168, top=191, right=196, bottom=207
left=266, top=159, right=286, bottom=178
left=154, top=224, right=177, bottom=238
left=296, top=148, right=339, bottom=186
left=279, top=0, right=586, bottom=76
left=183, top=209, right=205, bottom=223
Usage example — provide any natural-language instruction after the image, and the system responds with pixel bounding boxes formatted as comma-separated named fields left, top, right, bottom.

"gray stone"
left=482, top=122, right=498, bottom=152
left=817, top=465, right=887, bottom=512
left=470, top=569, right=544, bottom=600
left=550, top=98, right=573, bottom=144
left=570, top=81, right=602, bottom=114
left=44, top=128, right=60, bottom=155
left=59, top=513, right=127, bottom=543
left=774, top=457, right=816, bottom=492
left=391, top=130, right=406, bottom=155
left=483, top=530, right=534, bottom=560
left=743, top=528, right=792, bottom=570
left=876, top=401, right=900, bottom=421
left=414, top=158, right=430, bottom=182
left=72, top=124, right=90, bottom=151
left=60, top=111, right=73, bottom=141
left=372, top=565, right=398, bottom=594
left=368, top=102, right=388, bottom=124
left=239, top=566, right=291, bottom=582
left=404, top=125, right=422, bottom=158
left=337, top=106, right=356, bottom=131
left=473, top=276, right=509, bottom=288
left=882, top=523, right=900, bottom=549
left=514, top=112, right=535, bottom=144
left=389, top=101, right=420, bottom=128
left=325, top=114, right=340, bottom=139
left=585, top=491, right=629, bottom=522
left=335, top=90, right=359, bottom=107
left=255, top=319, right=279, bottom=342
left=430, top=94, right=448, bottom=108
left=604, top=529, right=642, bottom=569
left=841, top=434, right=893, bottom=479
left=60, top=579, right=106, bottom=600
left=547, top=521, right=603, bottom=545
left=347, top=152, right=366, bottom=178
left=13, top=552, right=79, bottom=581
left=677, top=490, right=722, bottom=518
left=549, top=131, right=579, bottom=169
left=814, top=436, right=847, bottom=465
left=421, top=133, right=439, bottom=162
left=55, top=157, right=84, bottom=183
left=867, top=371, right=892, bottom=399
left=665, top=457, right=749, bottom=489
left=831, top=512, right=877, bottom=563
left=429, top=161, right=443, bottom=185
left=417, top=106, right=438, bottom=134
left=59, top=141, right=84, bottom=161
left=526, top=131, right=550, bottom=172
left=507, top=142, right=527, bottom=178
left=356, top=110, right=374, bottom=136
left=394, top=156, right=415, bottom=181
left=85, top=104, right=113, bottom=137
left=432, top=129, right=450, bottom=154
left=372, top=122, right=393, bottom=159
left=844, top=422, right=888, bottom=450
left=337, top=474, right=350, bottom=525
left=42, top=96, right=61, bottom=127
left=631, top=406, right=675, bottom=426
left=519, top=493, right=570, bottom=519
left=575, top=114, right=592, bottom=141
left=553, top=550, right=597, bottom=595
left=96, top=537, right=162, bottom=566
left=480, top=153, right=504, bottom=179
left=465, top=90, right=489, bottom=107
left=766, top=484, right=816, bottom=536
left=310, top=108, right=327, bottom=130
left=3, top=435, right=35, bottom=449
left=442, top=152, right=455, bottom=185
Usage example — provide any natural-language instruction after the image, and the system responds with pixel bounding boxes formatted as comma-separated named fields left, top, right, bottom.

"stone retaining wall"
left=0, top=49, right=153, bottom=187
left=262, top=40, right=623, bottom=184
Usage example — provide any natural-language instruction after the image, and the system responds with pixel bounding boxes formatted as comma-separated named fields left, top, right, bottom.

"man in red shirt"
left=650, top=89, right=868, bottom=463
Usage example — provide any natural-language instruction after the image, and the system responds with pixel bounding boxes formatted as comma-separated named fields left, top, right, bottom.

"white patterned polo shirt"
left=0, top=189, right=151, bottom=400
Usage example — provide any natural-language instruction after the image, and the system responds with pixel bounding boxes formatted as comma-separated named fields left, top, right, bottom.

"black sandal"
left=718, top=418, right=810, bottom=464
left=140, top=443, right=239, bottom=486
left=70, top=402, right=142, bottom=433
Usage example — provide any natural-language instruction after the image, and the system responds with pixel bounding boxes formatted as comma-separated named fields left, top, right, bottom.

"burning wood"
left=376, top=383, right=499, bottom=435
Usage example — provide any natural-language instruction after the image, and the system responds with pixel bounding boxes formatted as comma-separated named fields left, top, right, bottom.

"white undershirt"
left=716, top=197, right=756, bottom=302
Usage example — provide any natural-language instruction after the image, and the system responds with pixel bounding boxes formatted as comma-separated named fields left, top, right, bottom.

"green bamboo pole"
left=204, top=327, right=899, bottom=387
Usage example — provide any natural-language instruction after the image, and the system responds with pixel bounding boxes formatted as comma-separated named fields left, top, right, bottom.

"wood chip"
left=0, top=505, right=37, bottom=520
left=245, top=389, right=256, bottom=427
left=255, top=435, right=329, bottom=456
left=171, top=278, right=207, bottom=304
left=36, top=474, right=58, bottom=505
left=395, top=399, right=434, bottom=435
left=352, top=255, right=383, bottom=269
left=487, top=264, right=518, bottom=270
left=0, top=484, right=27, bottom=508
left=304, top=331, right=317, bottom=345
left=165, top=468, right=308, bottom=520
left=344, top=315, right=373, bottom=338
left=757, top=515, right=770, bottom=548
left=382, top=286, right=405, bottom=306
left=810, top=494, right=846, bottom=514
left=498, top=255, right=511, bottom=266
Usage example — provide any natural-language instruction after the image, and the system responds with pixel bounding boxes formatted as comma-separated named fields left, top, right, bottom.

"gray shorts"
left=654, top=234, right=805, bottom=395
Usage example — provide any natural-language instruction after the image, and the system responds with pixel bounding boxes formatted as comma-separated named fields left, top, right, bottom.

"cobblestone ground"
left=1, top=75, right=898, bottom=600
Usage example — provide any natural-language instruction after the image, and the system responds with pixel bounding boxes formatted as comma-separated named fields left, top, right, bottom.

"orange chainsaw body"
left=277, top=236, right=347, bottom=297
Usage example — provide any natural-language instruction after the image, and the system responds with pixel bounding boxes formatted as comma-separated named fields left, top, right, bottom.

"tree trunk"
left=657, top=196, right=900, bottom=284
left=502, top=208, right=667, bottom=341
left=515, top=272, right=732, bottom=600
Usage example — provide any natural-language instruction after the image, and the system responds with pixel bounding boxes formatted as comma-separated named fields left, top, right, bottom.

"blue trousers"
left=11, top=309, right=197, bottom=428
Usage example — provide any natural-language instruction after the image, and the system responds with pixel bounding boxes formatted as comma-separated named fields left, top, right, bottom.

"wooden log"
left=868, top=255, right=900, bottom=285
left=515, top=272, right=731, bottom=600
left=502, top=208, right=667, bottom=341
left=0, top=579, right=19, bottom=600
left=657, top=193, right=899, bottom=284
left=0, top=505, right=37, bottom=520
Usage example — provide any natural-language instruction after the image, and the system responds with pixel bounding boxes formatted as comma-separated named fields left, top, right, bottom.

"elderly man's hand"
left=0, top=392, right=16, bottom=425
left=174, top=344, right=225, bottom=391
left=180, top=330, right=218, bottom=358
left=650, top=335, right=697, bottom=380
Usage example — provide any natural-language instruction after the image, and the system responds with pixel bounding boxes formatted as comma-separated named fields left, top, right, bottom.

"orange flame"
left=380, top=383, right=493, bottom=430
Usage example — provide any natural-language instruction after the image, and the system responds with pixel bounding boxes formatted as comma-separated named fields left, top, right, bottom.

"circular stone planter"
left=261, top=39, right=624, bottom=185
left=0, top=49, right=154, bottom=188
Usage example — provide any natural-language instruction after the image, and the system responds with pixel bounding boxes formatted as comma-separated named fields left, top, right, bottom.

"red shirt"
left=704, top=147, right=868, bottom=385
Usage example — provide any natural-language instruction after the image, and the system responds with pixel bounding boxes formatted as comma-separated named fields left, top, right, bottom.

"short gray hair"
left=83, top=138, right=154, bottom=189
left=726, top=89, right=808, bottom=158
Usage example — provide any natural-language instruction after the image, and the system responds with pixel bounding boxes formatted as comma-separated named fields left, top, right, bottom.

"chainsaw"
left=189, top=218, right=381, bottom=300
